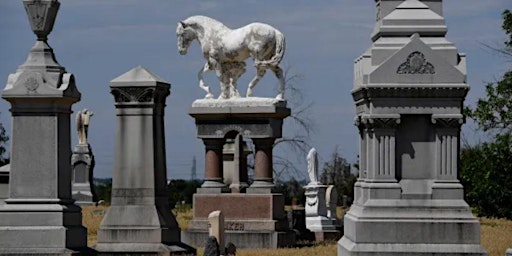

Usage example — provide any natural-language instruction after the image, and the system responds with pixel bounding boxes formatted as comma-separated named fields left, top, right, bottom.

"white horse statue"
left=176, top=15, right=286, bottom=100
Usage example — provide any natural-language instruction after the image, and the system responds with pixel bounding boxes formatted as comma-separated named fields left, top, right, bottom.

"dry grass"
left=81, top=205, right=108, bottom=247
left=480, top=218, right=512, bottom=256
left=82, top=206, right=512, bottom=256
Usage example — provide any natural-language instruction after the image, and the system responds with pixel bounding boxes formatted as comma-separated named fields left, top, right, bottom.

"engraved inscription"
left=225, top=222, right=244, bottom=231
left=205, top=222, right=245, bottom=231
left=397, top=51, right=435, bottom=74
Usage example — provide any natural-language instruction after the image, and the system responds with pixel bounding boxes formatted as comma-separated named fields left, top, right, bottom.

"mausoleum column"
left=432, top=115, right=463, bottom=182
left=365, top=116, right=400, bottom=182
left=249, top=138, right=275, bottom=192
left=202, top=138, right=226, bottom=189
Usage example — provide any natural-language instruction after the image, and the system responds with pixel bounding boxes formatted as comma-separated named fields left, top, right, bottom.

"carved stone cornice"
left=431, top=114, right=464, bottom=128
left=111, top=85, right=169, bottom=104
left=357, top=115, right=401, bottom=129
left=352, top=85, right=469, bottom=101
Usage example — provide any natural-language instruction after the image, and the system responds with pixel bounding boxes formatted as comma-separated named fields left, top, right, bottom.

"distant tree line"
left=461, top=9, right=512, bottom=219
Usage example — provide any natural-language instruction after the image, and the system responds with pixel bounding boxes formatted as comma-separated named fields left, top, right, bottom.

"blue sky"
left=0, top=1, right=510, bottom=180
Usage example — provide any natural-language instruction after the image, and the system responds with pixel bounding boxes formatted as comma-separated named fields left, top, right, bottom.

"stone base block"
left=189, top=193, right=295, bottom=248
left=306, top=216, right=338, bottom=232
left=0, top=203, right=90, bottom=254
left=314, top=230, right=342, bottom=242
left=0, top=248, right=94, bottom=256
left=338, top=237, right=487, bottom=256
left=185, top=230, right=296, bottom=249
left=93, top=242, right=196, bottom=255
left=193, top=193, right=285, bottom=220
left=338, top=200, right=487, bottom=255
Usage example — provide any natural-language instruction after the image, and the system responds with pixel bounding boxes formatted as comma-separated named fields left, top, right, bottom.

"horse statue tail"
left=255, top=30, right=286, bottom=68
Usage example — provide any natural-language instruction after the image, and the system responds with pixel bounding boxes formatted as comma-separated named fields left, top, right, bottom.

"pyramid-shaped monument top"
left=111, top=66, right=169, bottom=87
left=372, top=0, right=447, bottom=41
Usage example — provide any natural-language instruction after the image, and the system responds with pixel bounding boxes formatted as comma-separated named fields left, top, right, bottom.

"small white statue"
left=176, top=15, right=286, bottom=100
left=76, top=109, right=93, bottom=145
left=307, top=148, right=320, bottom=185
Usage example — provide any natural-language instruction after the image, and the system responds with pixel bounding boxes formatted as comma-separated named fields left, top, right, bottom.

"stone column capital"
left=359, top=115, right=401, bottom=129
left=431, top=114, right=464, bottom=129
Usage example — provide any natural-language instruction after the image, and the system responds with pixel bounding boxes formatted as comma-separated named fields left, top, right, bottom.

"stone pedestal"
left=304, top=184, right=341, bottom=241
left=187, top=194, right=294, bottom=248
left=338, top=1, right=486, bottom=255
left=71, top=144, right=95, bottom=205
left=187, top=98, right=295, bottom=248
left=94, top=67, right=195, bottom=255
left=0, top=0, right=91, bottom=254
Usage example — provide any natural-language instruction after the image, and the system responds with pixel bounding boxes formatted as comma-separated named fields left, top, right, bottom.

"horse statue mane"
left=176, top=15, right=286, bottom=100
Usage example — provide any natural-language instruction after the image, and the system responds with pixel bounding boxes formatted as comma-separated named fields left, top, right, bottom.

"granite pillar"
left=94, top=66, right=195, bottom=255
left=200, top=138, right=226, bottom=193
left=249, top=138, right=275, bottom=193
left=0, top=0, right=91, bottom=254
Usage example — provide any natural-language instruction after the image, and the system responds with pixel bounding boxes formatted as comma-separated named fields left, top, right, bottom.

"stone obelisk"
left=0, top=0, right=90, bottom=254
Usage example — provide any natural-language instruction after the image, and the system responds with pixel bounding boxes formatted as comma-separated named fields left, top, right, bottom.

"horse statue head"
left=176, top=16, right=286, bottom=100
left=176, top=21, right=196, bottom=55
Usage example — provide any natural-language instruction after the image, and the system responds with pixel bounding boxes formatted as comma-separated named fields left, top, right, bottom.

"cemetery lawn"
left=82, top=206, right=512, bottom=256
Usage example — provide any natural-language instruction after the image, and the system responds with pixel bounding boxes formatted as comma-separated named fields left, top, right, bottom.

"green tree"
left=0, top=112, right=9, bottom=166
left=461, top=135, right=512, bottom=219
left=320, top=148, right=356, bottom=206
left=463, top=9, right=512, bottom=219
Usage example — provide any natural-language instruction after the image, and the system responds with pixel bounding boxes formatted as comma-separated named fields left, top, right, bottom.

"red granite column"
left=202, top=138, right=226, bottom=189
left=249, top=138, right=275, bottom=193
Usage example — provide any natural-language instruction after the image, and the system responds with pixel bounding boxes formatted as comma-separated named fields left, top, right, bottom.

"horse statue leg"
left=246, top=66, right=266, bottom=97
left=271, top=65, right=285, bottom=100
left=198, top=62, right=214, bottom=99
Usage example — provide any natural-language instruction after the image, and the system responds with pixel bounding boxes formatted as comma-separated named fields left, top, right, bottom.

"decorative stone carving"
left=176, top=15, right=286, bottom=100
left=307, top=148, right=320, bottom=185
left=76, top=109, right=93, bottom=145
left=23, top=0, right=60, bottom=41
left=304, top=149, right=341, bottom=240
left=397, top=51, right=435, bottom=74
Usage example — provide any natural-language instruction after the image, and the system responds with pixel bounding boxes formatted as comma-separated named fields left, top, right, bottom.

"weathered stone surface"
left=71, top=144, right=95, bottom=206
left=0, top=1, right=91, bottom=253
left=338, top=1, right=486, bottom=255
left=94, top=66, right=195, bottom=255
left=177, top=16, right=286, bottom=99
left=186, top=194, right=295, bottom=248
left=208, top=211, right=225, bottom=255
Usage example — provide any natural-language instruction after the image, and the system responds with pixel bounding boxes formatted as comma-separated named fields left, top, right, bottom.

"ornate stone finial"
left=76, top=109, right=93, bottom=145
left=23, top=0, right=60, bottom=41
left=307, top=148, right=320, bottom=185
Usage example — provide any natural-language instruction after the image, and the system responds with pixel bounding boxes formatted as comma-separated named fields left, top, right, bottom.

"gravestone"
left=94, top=66, right=196, bottom=255
left=71, top=109, right=96, bottom=205
left=187, top=99, right=295, bottom=248
left=0, top=0, right=91, bottom=254
left=304, top=148, right=341, bottom=241
left=182, top=15, right=295, bottom=249
left=208, top=210, right=225, bottom=255
left=338, top=0, right=487, bottom=255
